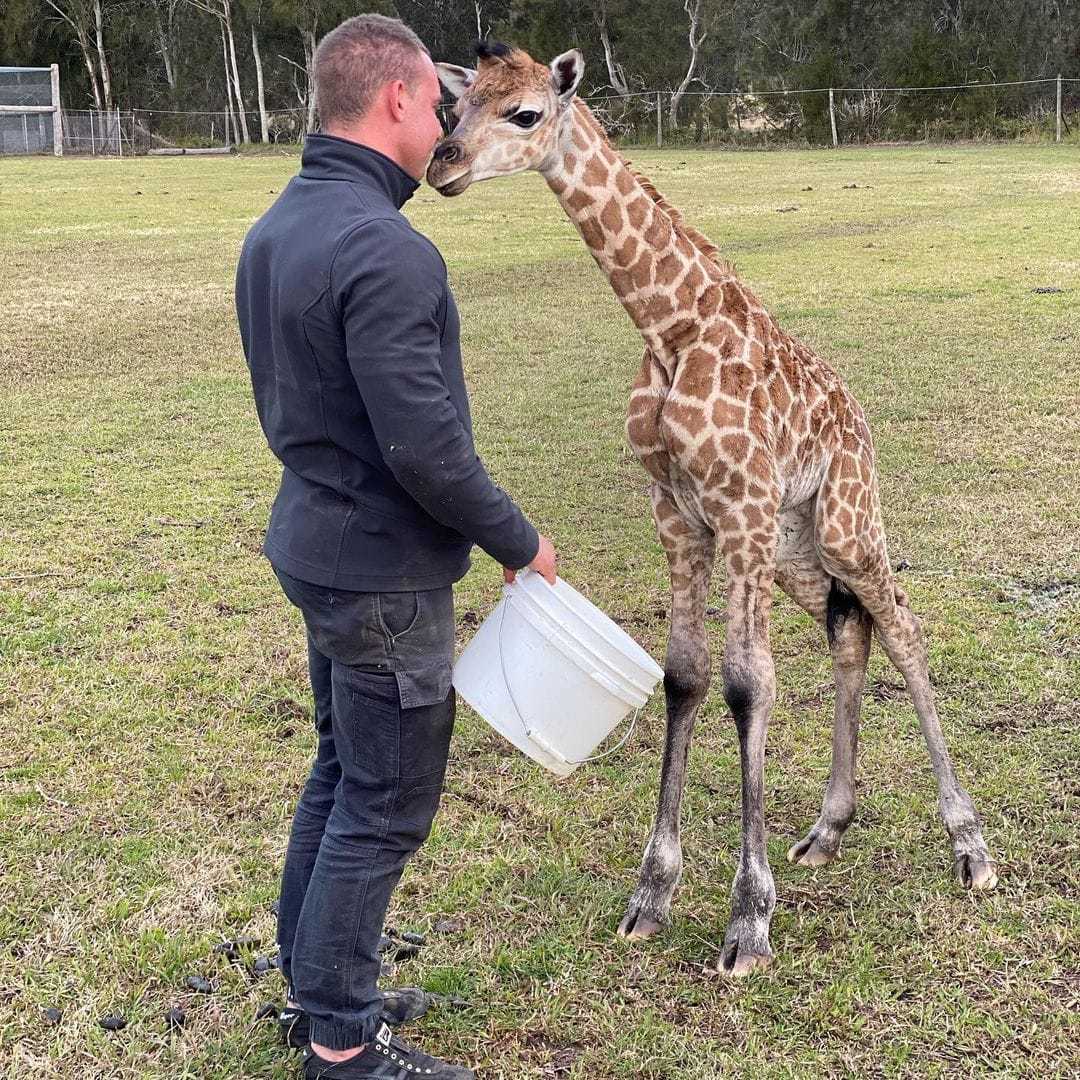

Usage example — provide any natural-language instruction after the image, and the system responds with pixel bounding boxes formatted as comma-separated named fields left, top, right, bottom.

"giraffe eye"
left=509, top=110, right=541, bottom=128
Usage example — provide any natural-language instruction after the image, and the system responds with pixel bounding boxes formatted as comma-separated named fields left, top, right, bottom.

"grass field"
left=1, top=142, right=1078, bottom=1079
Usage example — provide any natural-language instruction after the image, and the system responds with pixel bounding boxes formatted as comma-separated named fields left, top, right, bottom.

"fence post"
left=1057, top=73, right=1063, bottom=143
left=656, top=91, right=662, bottom=149
left=116, top=105, right=122, bottom=158
left=90, top=109, right=96, bottom=155
left=829, top=87, right=838, bottom=147
left=50, top=63, right=63, bottom=157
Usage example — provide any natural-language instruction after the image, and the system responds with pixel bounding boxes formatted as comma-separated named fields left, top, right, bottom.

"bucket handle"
left=497, top=587, right=642, bottom=768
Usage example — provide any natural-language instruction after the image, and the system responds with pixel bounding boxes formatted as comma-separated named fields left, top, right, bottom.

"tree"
left=42, top=0, right=116, bottom=108
left=185, top=0, right=251, bottom=141
left=669, top=0, right=707, bottom=127
left=147, top=0, right=183, bottom=91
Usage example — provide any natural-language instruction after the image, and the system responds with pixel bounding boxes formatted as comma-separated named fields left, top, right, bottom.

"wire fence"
left=5, top=75, right=1078, bottom=156
left=582, top=76, right=1079, bottom=148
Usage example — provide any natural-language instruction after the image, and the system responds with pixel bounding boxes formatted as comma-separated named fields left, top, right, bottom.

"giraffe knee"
left=663, top=664, right=709, bottom=714
left=722, top=659, right=775, bottom=736
left=663, top=640, right=710, bottom=713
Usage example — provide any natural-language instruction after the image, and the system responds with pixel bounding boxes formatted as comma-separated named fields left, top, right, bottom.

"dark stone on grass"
left=393, top=944, right=421, bottom=962
left=255, top=1002, right=279, bottom=1022
left=1032, top=286, right=1063, bottom=294
left=377, top=934, right=394, bottom=954
left=400, top=931, right=425, bottom=946
left=43, top=1007, right=62, bottom=1026
left=99, top=1014, right=127, bottom=1031
left=214, top=937, right=258, bottom=963
left=185, top=975, right=215, bottom=994
left=214, top=937, right=259, bottom=954
left=165, top=1007, right=186, bottom=1030
left=252, top=954, right=280, bottom=976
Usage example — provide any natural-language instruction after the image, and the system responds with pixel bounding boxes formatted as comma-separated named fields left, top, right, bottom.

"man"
left=235, top=14, right=556, bottom=1079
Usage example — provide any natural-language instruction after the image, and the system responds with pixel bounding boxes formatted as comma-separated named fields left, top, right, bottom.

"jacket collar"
left=299, top=134, right=420, bottom=209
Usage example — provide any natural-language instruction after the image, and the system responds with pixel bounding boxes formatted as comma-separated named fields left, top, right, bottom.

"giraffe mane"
left=572, top=99, right=735, bottom=277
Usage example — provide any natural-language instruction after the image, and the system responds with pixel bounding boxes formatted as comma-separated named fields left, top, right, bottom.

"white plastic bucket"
left=452, top=570, right=665, bottom=778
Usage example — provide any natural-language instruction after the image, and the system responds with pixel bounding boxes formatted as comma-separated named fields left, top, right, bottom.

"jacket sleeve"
left=332, top=218, right=539, bottom=571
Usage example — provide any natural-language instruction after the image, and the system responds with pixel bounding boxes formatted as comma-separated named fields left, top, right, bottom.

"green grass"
left=1, top=143, right=1078, bottom=1078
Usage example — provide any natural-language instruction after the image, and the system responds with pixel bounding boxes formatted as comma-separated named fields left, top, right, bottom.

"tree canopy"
left=9, top=1, right=1078, bottom=139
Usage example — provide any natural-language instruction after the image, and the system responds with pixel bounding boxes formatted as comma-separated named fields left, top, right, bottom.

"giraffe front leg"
left=718, top=551, right=778, bottom=977
left=618, top=488, right=714, bottom=941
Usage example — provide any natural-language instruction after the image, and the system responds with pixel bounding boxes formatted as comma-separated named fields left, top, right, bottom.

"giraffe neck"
left=539, top=98, right=727, bottom=359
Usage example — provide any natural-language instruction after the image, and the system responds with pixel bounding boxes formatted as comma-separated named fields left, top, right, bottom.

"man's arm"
left=333, top=217, right=540, bottom=572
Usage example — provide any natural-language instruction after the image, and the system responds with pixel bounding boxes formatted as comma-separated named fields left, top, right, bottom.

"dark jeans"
left=273, top=567, right=456, bottom=1050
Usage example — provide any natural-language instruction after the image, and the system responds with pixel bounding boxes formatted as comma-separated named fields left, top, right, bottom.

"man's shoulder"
left=332, top=214, right=447, bottom=291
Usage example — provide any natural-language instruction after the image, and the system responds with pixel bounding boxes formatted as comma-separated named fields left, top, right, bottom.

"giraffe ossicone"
left=428, top=42, right=998, bottom=977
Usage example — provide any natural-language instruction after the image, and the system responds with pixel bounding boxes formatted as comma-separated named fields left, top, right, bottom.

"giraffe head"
left=426, top=41, right=583, bottom=196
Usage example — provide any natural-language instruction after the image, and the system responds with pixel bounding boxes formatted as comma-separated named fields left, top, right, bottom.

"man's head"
left=314, top=14, right=443, bottom=180
left=426, top=41, right=584, bottom=197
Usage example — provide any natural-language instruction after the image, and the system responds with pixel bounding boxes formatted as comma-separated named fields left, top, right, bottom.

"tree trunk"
left=303, top=28, right=317, bottom=133
left=670, top=0, right=706, bottom=130
left=223, top=2, right=250, bottom=142
left=79, top=28, right=104, bottom=109
left=220, top=21, right=237, bottom=145
left=154, top=7, right=176, bottom=90
left=597, top=8, right=629, bottom=95
left=251, top=25, right=269, bottom=142
left=93, top=0, right=112, bottom=107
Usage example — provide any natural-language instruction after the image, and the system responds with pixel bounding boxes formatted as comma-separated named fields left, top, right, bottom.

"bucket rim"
left=515, top=572, right=662, bottom=671
left=505, top=587, right=655, bottom=706
left=508, top=573, right=664, bottom=689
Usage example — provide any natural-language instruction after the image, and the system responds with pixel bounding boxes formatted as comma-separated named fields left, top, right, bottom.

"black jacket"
left=235, top=135, right=538, bottom=590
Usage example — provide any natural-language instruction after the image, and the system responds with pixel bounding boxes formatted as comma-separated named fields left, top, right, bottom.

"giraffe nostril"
left=435, top=142, right=462, bottom=164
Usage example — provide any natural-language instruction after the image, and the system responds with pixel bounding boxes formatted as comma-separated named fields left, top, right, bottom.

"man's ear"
left=435, top=63, right=476, bottom=101
left=549, top=49, right=584, bottom=104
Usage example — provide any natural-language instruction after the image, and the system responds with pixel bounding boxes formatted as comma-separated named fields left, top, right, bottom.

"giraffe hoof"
left=716, top=917, right=773, bottom=978
left=786, top=834, right=839, bottom=869
left=617, top=909, right=665, bottom=941
left=956, top=854, right=998, bottom=891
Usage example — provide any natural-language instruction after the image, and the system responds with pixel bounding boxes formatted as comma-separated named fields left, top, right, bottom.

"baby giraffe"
left=428, top=42, right=997, bottom=976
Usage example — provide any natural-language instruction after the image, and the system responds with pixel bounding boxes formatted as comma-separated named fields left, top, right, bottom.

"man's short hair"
left=314, top=14, right=429, bottom=128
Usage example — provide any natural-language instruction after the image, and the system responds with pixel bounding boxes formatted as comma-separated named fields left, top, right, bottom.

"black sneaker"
left=280, top=989, right=431, bottom=1049
left=302, top=1022, right=474, bottom=1078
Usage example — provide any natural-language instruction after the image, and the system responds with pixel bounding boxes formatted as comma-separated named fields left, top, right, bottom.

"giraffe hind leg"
left=817, top=543, right=997, bottom=890
left=775, top=543, right=872, bottom=870
left=867, top=584, right=997, bottom=890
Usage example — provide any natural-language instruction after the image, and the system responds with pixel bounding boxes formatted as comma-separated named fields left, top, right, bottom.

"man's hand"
left=503, top=533, right=557, bottom=586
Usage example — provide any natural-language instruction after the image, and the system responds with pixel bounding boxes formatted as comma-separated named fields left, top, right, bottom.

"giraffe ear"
left=435, top=63, right=476, bottom=101
left=549, top=49, right=584, bottom=104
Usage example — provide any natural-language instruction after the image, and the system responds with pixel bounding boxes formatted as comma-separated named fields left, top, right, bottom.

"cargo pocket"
left=393, top=688, right=456, bottom=844
left=394, top=662, right=454, bottom=710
